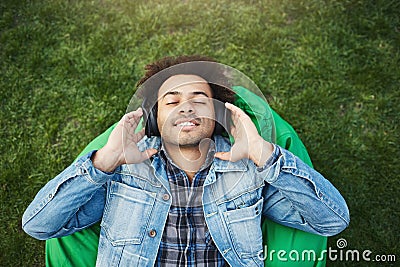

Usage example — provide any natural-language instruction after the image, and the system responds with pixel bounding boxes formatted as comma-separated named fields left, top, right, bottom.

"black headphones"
left=141, top=97, right=231, bottom=137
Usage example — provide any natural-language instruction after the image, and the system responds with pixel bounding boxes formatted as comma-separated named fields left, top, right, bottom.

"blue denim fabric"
left=22, top=135, right=349, bottom=267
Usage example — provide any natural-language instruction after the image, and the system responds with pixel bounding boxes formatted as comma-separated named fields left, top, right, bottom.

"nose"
left=179, top=100, right=194, bottom=114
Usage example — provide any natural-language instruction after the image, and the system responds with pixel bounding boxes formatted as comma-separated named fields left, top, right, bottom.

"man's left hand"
left=214, top=103, right=274, bottom=167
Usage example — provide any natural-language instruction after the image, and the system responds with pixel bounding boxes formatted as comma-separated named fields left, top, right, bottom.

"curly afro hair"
left=136, top=55, right=236, bottom=105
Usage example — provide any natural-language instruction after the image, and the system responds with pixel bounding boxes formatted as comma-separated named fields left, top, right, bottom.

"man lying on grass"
left=23, top=55, right=349, bottom=267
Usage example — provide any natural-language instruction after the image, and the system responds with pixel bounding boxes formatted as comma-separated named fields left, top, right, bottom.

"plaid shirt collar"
left=159, top=138, right=216, bottom=174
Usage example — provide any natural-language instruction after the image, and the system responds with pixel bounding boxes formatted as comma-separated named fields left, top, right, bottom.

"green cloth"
left=45, top=87, right=327, bottom=266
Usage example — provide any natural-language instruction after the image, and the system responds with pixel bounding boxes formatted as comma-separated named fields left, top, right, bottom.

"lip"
left=174, top=118, right=200, bottom=131
left=174, top=118, right=201, bottom=126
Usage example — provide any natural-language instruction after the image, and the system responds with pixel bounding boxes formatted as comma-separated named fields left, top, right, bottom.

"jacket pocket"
left=101, top=181, right=156, bottom=246
left=223, top=198, right=264, bottom=258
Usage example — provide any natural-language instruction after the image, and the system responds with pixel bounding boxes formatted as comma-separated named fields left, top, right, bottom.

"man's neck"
left=162, top=139, right=212, bottom=182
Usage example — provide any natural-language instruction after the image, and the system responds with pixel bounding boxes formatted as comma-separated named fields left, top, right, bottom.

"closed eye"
left=166, top=101, right=178, bottom=105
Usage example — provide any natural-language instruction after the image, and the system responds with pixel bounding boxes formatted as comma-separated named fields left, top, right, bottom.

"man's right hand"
left=92, top=108, right=158, bottom=172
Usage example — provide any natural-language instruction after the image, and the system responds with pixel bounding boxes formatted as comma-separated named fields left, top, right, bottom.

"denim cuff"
left=256, top=144, right=281, bottom=172
left=78, top=150, right=116, bottom=185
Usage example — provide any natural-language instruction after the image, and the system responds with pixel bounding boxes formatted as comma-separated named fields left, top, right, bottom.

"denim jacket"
left=22, top=135, right=349, bottom=267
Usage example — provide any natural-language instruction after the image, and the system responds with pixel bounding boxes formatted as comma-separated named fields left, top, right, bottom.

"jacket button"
left=149, top=229, right=157, bottom=238
left=162, top=194, right=170, bottom=201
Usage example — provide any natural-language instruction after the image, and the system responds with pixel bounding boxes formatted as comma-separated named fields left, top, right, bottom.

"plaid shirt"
left=155, top=145, right=227, bottom=267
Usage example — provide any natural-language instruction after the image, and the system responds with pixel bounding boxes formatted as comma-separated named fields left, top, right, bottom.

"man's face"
left=157, top=74, right=215, bottom=147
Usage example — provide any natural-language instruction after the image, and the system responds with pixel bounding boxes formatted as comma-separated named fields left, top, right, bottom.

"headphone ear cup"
left=214, top=101, right=230, bottom=135
left=142, top=100, right=160, bottom=137
left=148, top=105, right=160, bottom=136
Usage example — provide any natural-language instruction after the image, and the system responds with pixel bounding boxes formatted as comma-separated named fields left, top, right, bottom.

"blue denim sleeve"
left=258, top=145, right=350, bottom=236
left=22, top=150, right=117, bottom=240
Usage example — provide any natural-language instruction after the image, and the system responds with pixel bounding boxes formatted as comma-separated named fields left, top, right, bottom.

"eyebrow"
left=162, top=91, right=210, bottom=99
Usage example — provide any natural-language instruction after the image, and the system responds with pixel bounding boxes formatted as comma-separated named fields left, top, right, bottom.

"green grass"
left=1, top=0, right=399, bottom=266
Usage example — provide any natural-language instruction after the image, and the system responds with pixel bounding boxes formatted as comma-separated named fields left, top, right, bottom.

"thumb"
left=214, top=151, right=233, bottom=161
left=141, top=148, right=158, bottom=161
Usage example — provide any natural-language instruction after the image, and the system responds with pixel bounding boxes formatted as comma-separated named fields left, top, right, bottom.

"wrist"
left=249, top=137, right=274, bottom=167
left=91, top=147, right=122, bottom=172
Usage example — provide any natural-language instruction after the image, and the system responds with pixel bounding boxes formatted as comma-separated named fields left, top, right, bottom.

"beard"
left=161, top=126, right=212, bottom=147
left=160, top=117, right=215, bottom=147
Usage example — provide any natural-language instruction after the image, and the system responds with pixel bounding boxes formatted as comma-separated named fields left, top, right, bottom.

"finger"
left=131, top=107, right=143, bottom=116
left=140, top=148, right=158, bottom=161
left=214, top=151, right=232, bottom=161
left=120, top=113, right=131, bottom=124
left=224, top=102, right=237, bottom=111
left=120, top=115, right=134, bottom=131
left=133, top=128, right=145, bottom=142
left=225, top=102, right=250, bottom=122
left=120, top=115, right=136, bottom=130
left=230, top=125, right=237, bottom=136
left=128, top=117, right=140, bottom=131
left=225, top=104, right=241, bottom=127
left=128, top=108, right=143, bottom=124
left=124, top=114, right=143, bottom=132
left=126, top=108, right=143, bottom=121
left=225, top=102, right=245, bottom=116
